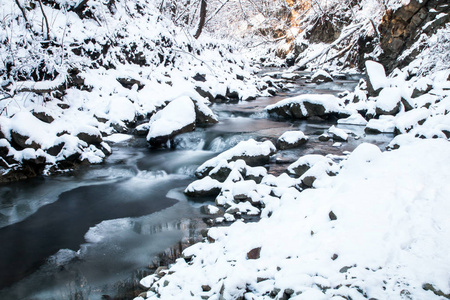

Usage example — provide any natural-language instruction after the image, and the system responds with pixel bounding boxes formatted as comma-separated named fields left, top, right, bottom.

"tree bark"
left=193, top=0, right=207, bottom=39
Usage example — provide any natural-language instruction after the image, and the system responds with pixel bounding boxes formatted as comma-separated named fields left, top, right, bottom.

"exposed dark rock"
left=46, top=142, right=65, bottom=156
left=329, top=211, right=337, bottom=220
left=116, top=77, right=144, bottom=90
left=195, top=86, right=215, bottom=102
left=10, top=131, right=40, bottom=150
left=32, top=111, right=55, bottom=123
left=422, top=283, right=450, bottom=299
left=77, top=132, right=102, bottom=145
left=247, top=247, right=261, bottom=260
left=193, top=73, right=206, bottom=82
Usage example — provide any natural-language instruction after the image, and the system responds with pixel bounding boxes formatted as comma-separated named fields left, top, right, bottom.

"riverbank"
left=137, top=61, right=450, bottom=299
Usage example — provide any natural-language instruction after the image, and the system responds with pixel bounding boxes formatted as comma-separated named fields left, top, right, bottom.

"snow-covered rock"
left=365, top=60, right=388, bottom=96
left=146, top=96, right=196, bottom=147
left=375, top=87, right=402, bottom=116
left=184, top=176, right=223, bottom=198
left=276, top=131, right=309, bottom=150
left=266, top=94, right=348, bottom=119
left=311, top=70, right=333, bottom=83
left=287, top=154, right=334, bottom=178
left=195, top=139, right=276, bottom=178
left=365, top=117, right=396, bottom=134
left=328, top=125, right=349, bottom=142
left=337, top=113, right=368, bottom=126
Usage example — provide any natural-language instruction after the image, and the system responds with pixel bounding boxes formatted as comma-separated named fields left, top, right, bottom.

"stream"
left=0, top=72, right=393, bottom=299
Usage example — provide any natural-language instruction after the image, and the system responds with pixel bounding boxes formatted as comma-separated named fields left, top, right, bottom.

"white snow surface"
left=142, top=138, right=450, bottom=300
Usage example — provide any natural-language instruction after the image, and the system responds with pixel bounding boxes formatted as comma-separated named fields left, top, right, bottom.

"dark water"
left=0, top=72, right=393, bottom=299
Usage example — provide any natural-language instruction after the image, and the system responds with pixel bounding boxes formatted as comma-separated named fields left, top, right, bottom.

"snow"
left=103, top=134, right=133, bottom=143
left=143, top=138, right=450, bottom=300
left=365, top=117, right=396, bottom=133
left=278, top=131, right=308, bottom=144
left=146, top=96, right=196, bottom=141
left=337, top=113, right=368, bottom=126
left=365, top=60, right=388, bottom=91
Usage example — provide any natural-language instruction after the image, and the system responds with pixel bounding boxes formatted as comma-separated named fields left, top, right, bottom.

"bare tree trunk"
left=37, top=0, right=50, bottom=40
left=193, top=0, right=207, bottom=39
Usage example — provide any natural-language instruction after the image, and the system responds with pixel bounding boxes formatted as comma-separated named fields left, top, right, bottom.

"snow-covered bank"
left=139, top=137, right=450, bottom=300
left=0, top=0, right=275, bottom=182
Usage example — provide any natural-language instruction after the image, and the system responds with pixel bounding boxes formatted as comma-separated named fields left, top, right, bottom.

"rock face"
left=378, top=0, right=450, bottom=71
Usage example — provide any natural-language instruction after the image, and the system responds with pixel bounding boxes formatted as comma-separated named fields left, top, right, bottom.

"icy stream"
left=0, top=73, right=393, bottom=299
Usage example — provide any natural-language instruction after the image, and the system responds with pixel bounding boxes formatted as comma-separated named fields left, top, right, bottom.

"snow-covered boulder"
left=311, top=70, right=333, bottom=83
left=146, top=96, right=196, bottom=147
left=365, top=117, right=396, bottom=134
left=365, top=60, right=388, bottom=96
left=328, top=125, right=349, bottom=142
left=195, top=139, right=276, bottom=178
left=375, top=87, right=402, bottom=116
left=337, top=113, right=368, bottom=126
left=184, top=176, right=223, bottom=197
left=266, top=94, right=347, bottom=120
left=287, top=154, right=334, bottom=178
left=394, top=108, right=430, bottom=134
left=276, top=131, right=309, bottom=150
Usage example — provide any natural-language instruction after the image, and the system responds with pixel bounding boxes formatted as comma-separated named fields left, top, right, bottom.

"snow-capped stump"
left=276, top=131, right=309, bottom=150
left=195, top=139, right=276, bottom=178
left=311, top=70, right=333, bottom=83
left=328, top=125, right=349, bottom=142
left=146, top=96, right=196, bottom=147
left=375, top=87, right=402, bottom=116
left=265, top=94, right=347, bottom=120
left=365, top=117, right=396, bottom=134
left=184, top=176, right=223, bottom=198
left=365, top=60, right=388, bottom=96
left=394, top=108, right=430, bottom=134
left=337, top=113, right=368, bottom=126
left=287, top=154, right=333, bottom=178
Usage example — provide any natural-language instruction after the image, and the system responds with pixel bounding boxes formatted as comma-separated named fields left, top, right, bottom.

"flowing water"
left=0, top=72, right=393, bottom=299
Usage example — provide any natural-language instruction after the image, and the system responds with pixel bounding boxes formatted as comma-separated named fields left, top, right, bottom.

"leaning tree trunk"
left=193, top=0, right=207, bottom=39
